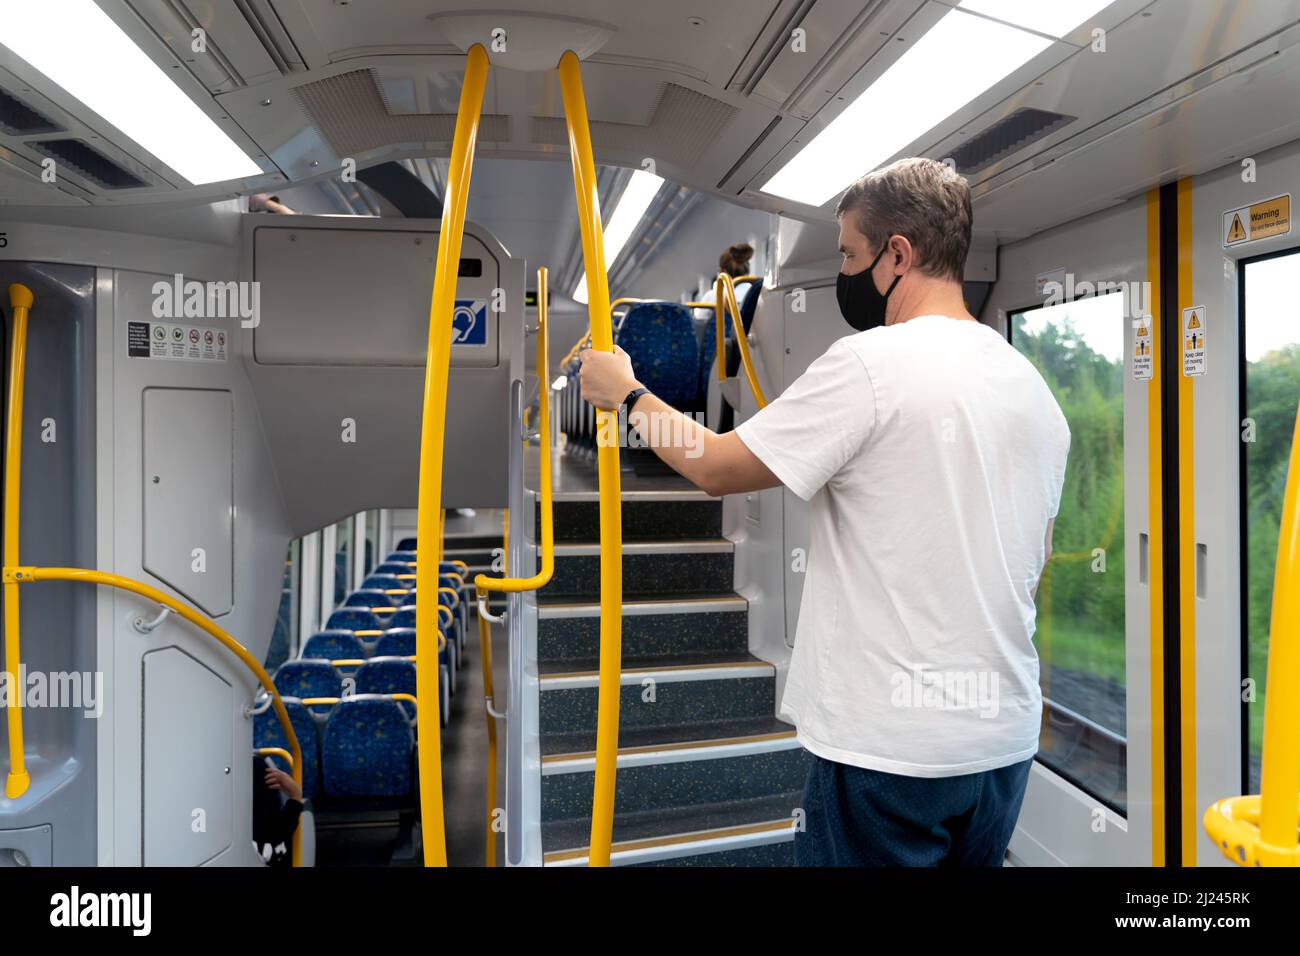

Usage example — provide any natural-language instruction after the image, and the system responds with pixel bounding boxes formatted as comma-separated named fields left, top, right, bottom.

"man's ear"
left=889, top=234, right=915, bottom=275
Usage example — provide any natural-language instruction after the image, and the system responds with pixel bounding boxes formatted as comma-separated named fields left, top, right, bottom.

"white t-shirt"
left=736, top=315, right=1070, bottom=777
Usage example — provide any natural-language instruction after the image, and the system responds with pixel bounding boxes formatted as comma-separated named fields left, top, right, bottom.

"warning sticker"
left=127, top=322, right=227, bottom=362
left=1182, top=305, right=1206, bottom=377
left=1133, top=317, right=1153, bottom=381
left=1223, top=194, right=1291, bottom=247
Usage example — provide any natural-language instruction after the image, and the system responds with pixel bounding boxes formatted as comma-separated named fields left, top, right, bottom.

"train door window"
left=1010, top=290, right=1127, bottom=812
left=365, top=510, right=379, bottom=575
left=265, top=540, right=299, bottom=671
left=333, top=515, right=353, bottom=607
left=1239, top=249, right=1300, bottom=792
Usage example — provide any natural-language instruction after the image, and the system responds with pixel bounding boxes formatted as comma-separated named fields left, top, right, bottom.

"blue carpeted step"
left=545, top=540, right=734, bottom=599
left=541, top=725, right=807, bottom=823
left=542, top=497, right=722, bottom=542
left=539, top=654, right=775, bottom=736
left=537, top=594, right=748, bottom=665
left=542, top=792, right=801, bottom=866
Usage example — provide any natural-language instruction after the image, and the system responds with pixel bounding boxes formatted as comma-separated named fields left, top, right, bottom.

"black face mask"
left=836, top=245, right=901, bottom=331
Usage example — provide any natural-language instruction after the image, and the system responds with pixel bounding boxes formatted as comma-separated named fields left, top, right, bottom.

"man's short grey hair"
left=835, top=158, right=972, bottom=283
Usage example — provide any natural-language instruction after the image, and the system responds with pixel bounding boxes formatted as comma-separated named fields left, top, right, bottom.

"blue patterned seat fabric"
left=344, top=588, right=391, bottom=608
left=356, top=659, right=418, bottom=719
left=361, top=574, right=407, bottom=592
left=615, top=302, right=700, bottom=411
left=254, top=699, right=322, bottom=800
left=390, top=546, right=417, bottom=559
left=374, top=561, right=412, bottom=575
left=300, top=630, right=366, bottom=661
left=273, top=660, right=342, bottom=702
left=322, top=697, right=414, bottom=797
left=325, top=608, right=380, bottom=631
left=388, top=606, right=416, bottom=629
left=375, top=628, right=416, bottom=657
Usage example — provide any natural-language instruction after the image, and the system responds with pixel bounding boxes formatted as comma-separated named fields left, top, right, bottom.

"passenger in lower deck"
left=577, top=157, right=1071, bottom=866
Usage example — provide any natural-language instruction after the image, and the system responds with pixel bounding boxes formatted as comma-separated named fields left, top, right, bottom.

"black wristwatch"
left=623, top=386, right=650, bottom=411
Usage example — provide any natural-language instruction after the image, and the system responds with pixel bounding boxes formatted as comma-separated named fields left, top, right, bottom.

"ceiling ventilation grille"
left=293, top=69, right=509, bottom=156
left=0, top=88, right=62, bottom=136
left=530, top=83, right=736, bottom=168
left=946, top=108, right=1076, bottom=176
left=29, top=139, right=149, bottom=188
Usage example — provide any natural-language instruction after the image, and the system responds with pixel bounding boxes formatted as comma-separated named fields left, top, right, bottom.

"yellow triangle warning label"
left=1227, top=213, right=1247, bottom=243
left=1187, top=311, right=1201, bottom=329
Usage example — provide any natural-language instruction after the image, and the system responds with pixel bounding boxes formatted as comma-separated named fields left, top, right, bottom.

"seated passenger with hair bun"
left=694, top=241, right=755, bottom=322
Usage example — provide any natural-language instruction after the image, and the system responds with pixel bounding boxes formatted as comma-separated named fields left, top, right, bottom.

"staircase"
left=535, top=478, right=808, bottom=866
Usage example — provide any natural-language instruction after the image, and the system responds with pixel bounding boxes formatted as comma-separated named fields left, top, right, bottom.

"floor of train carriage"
left=314, top=509, right=509, bottom=868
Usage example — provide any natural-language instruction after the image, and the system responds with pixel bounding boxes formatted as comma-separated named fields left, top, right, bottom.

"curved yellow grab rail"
left=558, top=50, right=624, bottom=868
left=412, top=41, right=488, bottom=867
left=3, top=283, right=33, bottom=799
left=715, top=272, right=768, bottom=408
left=255, top=747, right=294, bottom=770
left=473, top=266, right=556, bottom=866
left=1205, top=400, right=1300, bottom=866
left=7, top=566, right=304, bottom=865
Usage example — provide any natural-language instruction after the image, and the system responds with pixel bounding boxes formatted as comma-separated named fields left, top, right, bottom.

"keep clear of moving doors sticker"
left=1183, top=305, right=1206, bottom=377
left=1134, top=315, right=1153, bottom=381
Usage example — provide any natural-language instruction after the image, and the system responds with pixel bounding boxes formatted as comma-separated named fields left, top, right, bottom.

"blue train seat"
left=321, top=696, right=415, bottom=798
left=254, top=699, right=322, bottom=801
left=300, top=630, right=366, bottom=662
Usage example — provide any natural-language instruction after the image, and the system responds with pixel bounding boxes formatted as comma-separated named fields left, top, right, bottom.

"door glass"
left=1241, top=251, right=1300, bottom=792
left=265, top=540, right=299, bottom=671
left=334, top=516, right=353, bottom=607
left=1010, top=291, right=1127, bottom=813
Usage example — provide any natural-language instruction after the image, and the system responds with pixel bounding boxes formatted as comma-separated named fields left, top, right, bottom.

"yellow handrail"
left=474, top=265, right=556, bottom=866
left=558, top=49, right=624, bottom=868
left=412, top=41, right=488, bottom=867
left=7, top=566, right=304, bottom=865
left=1205, top=399, right=1300, bottom=866
left=3, top=283, right=33, bottom=800
left=255, top=747, right=294, bottom=770
left=715, top=272, right=768, bottom=408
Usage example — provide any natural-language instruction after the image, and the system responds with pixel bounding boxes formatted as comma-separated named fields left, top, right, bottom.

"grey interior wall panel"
left=0, top=261, right=97, bottom=865
left=142, top=388, right=235, bottom=616
left=241, top=217, right=525, bottom=530
left=142, top=647, right=233, bottom=866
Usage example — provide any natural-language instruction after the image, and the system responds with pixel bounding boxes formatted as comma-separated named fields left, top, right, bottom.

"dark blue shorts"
left=795, top=752, right=1034, bottom=866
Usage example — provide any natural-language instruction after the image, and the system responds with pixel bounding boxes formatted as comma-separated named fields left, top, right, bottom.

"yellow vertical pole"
left=414, top=43, right=489, bottom=867
left=1258, top=402, right=1300, bottom=858
left=3, top=283, right=33, bottom=799
left=557, top=50, right=623, bottom=867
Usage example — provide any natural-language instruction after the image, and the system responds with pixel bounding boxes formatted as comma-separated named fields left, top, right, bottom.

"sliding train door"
left=986, top=195, right=1157, bottom=865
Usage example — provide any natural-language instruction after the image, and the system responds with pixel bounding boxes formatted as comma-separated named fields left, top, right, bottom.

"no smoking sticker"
left=1182, top=305, right=1206, bottom=377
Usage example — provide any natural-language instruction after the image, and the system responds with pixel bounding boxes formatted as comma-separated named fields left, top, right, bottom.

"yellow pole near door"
left=413, top=42, right=489, bottom=867
left=557, top=50, right=624, bottom=867
left=1204, top=400, right=1300, bottom=866
left=3, top=284, right=33, bottom=799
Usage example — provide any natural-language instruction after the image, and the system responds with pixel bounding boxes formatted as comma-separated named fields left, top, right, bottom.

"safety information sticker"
left=127, top=322, right=228, bottom=362
left=1182, top=305, right=1206, bottom=377
left=1133, top=316, right=1153, bottom=381
left=1223, top=194, right=1290, bottom=247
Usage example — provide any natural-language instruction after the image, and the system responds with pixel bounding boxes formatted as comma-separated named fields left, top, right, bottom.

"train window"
left=265, top=540, right=299, bottom=671
left=333, top=515, right=353, bottom=607
left=1009, top=290, right=1127, bottom=812
left=1240, top=249, right=1300, bottom=792
left=365, top=510, right=379, bottom=575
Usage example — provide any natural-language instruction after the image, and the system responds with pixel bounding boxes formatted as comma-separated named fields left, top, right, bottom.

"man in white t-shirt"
left=578, top=157, right=1070, bottom=866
